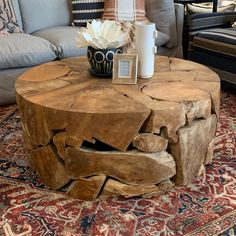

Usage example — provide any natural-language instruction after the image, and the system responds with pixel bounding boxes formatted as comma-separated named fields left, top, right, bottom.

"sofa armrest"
left=174, top=3, right=184, bottom=58
left=189, top=11, right=236, bottom=34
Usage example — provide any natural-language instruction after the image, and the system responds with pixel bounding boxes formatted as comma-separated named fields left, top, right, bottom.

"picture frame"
left=112, top=54, right=138, bottom=85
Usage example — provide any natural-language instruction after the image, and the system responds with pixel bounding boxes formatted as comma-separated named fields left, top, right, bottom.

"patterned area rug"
left=0, top=91, right=235, bottom=236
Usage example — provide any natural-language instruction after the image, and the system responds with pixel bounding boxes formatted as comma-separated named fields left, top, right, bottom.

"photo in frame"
left=112, top=54, right=138, bottom=84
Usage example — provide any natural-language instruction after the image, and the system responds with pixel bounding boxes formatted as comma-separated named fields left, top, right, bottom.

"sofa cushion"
left=145, top=0, right=177, bottom=48
left=32, top=26, right=87, bottom=59
left=0, top=33, right=57, bottom=69
left=18, top=0, right=70, bottom=34
left=189, top=11, right=236, bottom=33
left=0, top=0, right=21, bottom=33
left=102, top=0, right=147, bottom=21
left=72, top=0, right=104, bottom=27
left=156, top=31, right=170, bottom=47
left=0, top=67, right=29, bottom=105
left=11, top=0, right=23, bottom=30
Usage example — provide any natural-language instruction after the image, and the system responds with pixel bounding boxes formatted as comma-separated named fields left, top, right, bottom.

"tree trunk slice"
left=15, top=56, right=220, bottom=199
left=142, top=179, right=174, bottom=198
left=64, top=147, right=176, bottom=186
left=31, top=145, right=71, bottom=190
left=141, top=101, right=186, bottom=143
left=21, top=122, right=36, bottom=170
left=111, top=85, right=186, bottom=143
left=186, top=81, right=221, bottom=119
left=100, top=179, right=174, bottom=198
left=132, top=133, right=168, bottom=152
left=168, top=114, right=217, bottom=186
left=16, top=96, right=53, bottom=147
left=53, top=132, right=67, bottom=159
left=204, top=137, right=217, bottom=165
left=100, top=179, right=159, bottom=198
left=18, top=64, right=71, bottom=82
left=16, top=81, right=150, bottom=151
left=67, top=175, right=106, bottom=201
left=142, top=82, right=212, bottom=124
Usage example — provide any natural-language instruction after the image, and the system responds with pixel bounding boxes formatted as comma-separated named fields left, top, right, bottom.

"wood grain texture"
left=168, top=114, right=217, bottom=186
left=205, top=138, right=217, bottom=165
left=101, top=179, right=159, bottom=198
left=15, top=56, right=220, bottom=199
left=132, top=133, right=168, bottom=152
left=111, top=85, right=186, bottom=143
left=67, top=175, right=106, bottom=200
left=100, top=179, right=174, bottom=198
left=53, top=132, right=66, bottom=159
left=31, top=145, right=71, bottom=190
left=142, top=82, right=212, bottom=124
left=64, top=147, right=176, bottom=185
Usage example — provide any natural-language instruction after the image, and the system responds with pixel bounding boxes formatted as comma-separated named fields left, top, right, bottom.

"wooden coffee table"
left=15, top=56, right=220, bottom=200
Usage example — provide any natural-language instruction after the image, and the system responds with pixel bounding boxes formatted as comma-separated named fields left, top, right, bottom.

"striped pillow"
left=0, top=0, right=21, bottom=33
left=72, top=0, right=104, bottom=27
left=102, top=0, right=147, bottom=22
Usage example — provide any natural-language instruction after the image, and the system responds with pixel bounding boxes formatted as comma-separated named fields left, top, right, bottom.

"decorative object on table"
left=135, top=21, right=157, bottom=78
left=118, top=22, right=136, bottom=54
left=87, top=46, right=122, bottom=77
left=102, top=0, right=147, bottom=54
left=112, top=54, right=138, bottom=84
left=71, top=0, right=104, bottom=27
left=76, top=20, right=127, bottom=77
left=0, top=0, right=21, bottom=34
left=102, top=0, right=147, bottom=22
left=145, top=0, right=177, bottom=49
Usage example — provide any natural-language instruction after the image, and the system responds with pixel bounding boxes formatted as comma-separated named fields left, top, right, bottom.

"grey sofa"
left=0, top=0, right=184, bottom=106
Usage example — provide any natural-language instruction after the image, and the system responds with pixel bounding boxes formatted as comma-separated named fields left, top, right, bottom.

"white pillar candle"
left=135, top=21, right=157, bottom=78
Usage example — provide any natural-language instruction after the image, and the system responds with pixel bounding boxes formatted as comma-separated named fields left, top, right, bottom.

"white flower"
left=76, top=20, right=127, bottom=49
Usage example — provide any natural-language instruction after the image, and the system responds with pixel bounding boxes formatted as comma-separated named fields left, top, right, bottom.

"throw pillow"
left=145, top=0, right=177, bottom=49
left=102, top=0, right=147, bottom=53
left=156, top=31, right=170, bottom=47
left=186, top=3, right=236, bottom=15
left=72, top=0, right=104, bottom=27
left=0, top=29, right=9, bottom=37
left=0, top=0, right=21, bottom=33
left=102, top=0, right=147, bottom=21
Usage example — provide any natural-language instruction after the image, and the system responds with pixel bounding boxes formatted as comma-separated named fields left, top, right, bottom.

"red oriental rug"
left=0, top=91, right=236, bottom=236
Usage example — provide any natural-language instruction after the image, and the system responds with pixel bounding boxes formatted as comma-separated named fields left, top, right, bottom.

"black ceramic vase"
left=87, top=46, right=122, bottom=77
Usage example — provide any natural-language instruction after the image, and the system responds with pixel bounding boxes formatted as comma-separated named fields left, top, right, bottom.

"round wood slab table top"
left=15, top=56, right=221, bottom=200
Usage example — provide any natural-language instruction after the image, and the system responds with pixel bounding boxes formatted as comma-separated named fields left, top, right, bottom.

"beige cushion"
left=187, top=3, right=236, bottom=15
left=145, top=0, right=177, bottom=48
